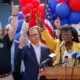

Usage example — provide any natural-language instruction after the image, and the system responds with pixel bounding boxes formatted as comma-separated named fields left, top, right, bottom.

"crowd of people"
left=0, top=2, right=18, bottom=80
left=0, top=2, right=80, bottom=80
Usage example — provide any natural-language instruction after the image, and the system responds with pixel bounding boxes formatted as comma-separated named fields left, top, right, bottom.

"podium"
left=42, top=66, right=80, bottom=80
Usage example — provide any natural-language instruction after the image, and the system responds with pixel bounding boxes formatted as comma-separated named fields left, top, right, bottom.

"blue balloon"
left=55, top=3, right=70, bottom=19
left=52, top=13, right=57, bottom=19
left=14, top=32, right=20, bottom=42
left=18, top=12, right=24, bottom=20
left=61, top=19, right=69, bottom=26
left=69, top=12, right=80, bottom=24
left=50, top=0, right=58, bottom=13
left=8, top=16, right=12, bottom=24
left=16, top=19, right=24, bottom=34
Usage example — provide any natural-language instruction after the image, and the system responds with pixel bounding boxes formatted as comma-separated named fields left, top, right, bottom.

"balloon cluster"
left=8, top=0, right=80, bottom=42
left=20, top=0, right=48, bottom=43
left=20, top=0, right=45, bottom=26
left=8, top=0, right=45, bottom=42
left=50, top=0, right=80, bottom=25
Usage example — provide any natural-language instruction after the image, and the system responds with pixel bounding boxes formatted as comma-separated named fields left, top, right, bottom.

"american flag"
left=44, top=0, right=54, bottom=38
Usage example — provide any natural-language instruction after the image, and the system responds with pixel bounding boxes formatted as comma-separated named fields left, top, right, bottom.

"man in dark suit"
left=14, top=27, right=52, bottom=80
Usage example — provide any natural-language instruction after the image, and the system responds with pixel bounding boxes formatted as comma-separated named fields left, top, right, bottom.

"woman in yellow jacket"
left=36, top=13, right=80, bottom=66
left=40, top=24, right=80, bottom=66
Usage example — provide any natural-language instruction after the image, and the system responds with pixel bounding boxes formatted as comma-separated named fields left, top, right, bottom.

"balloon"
left=16, top=19, right=23, bottom=34
left=31, top=0, right=40, bottom=8
left=52, top=13, right=57, bottom=19
left=18, top=12, right=24, bottom=20
left=29, top=19, right=37, bottom=29
left=20, top=0, right=32, bottom=7
left=57, top=0, right=67, bottom=3
left=50, top=0, right=58, bottom=13
left=55, top=3, right=70, bottom=18
left=32, top=8, right=38, bottom=17
left=8, top=16, right=12, bottom=23
left=22, top=3, right=34, bottom=16
left=38, top=4, right=45, bottom=21
left=61, top=19, right=69, bottom=26
left=14, top=33, right=20, bottom=42
left=69, top=0, right=80, bottom=12
left=69, top=12, right=80, bottom=24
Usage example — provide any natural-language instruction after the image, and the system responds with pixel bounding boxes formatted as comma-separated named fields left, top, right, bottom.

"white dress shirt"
left=31, top=43, right=41, bottom=65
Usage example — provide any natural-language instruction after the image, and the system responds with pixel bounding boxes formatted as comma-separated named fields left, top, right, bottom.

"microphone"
left=59, top=41, right=65, bottom=64
left=64, top=56, right=68, bottom=79
left=61, top=55, right=68, bottom=67
left=53, top=55, right=68, bottom=67
left=60, top=41, right=65, bottom=48
left=64, top=56, right=68, bottom=63
left=40, top=53, right=56, bottom=68
left=71, top=51, right=78, bottom=59
left=76, top=52, right=80, bottom=64
left=71, top=51, right=78, bottom=66
left=71, top=51, right=80, bottom=59
left=76, top=52, right=80, bottom=60
left=71, top=51, right=78, bottom=79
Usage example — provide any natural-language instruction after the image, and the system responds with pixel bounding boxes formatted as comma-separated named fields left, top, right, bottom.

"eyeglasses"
left=29, top=33, right=39, bottom=37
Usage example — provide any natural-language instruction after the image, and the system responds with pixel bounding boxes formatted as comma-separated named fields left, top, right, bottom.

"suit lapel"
left=40, top=46, right=45, bottom=63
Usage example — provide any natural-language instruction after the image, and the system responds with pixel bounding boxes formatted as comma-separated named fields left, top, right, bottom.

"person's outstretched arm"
left=36, top=13, right=57, bottom=51
left=8, top=2, right=19, bottom=41
left=54, top=17, right=61, bottom=37
left=14, top=35, right=26, bottom=80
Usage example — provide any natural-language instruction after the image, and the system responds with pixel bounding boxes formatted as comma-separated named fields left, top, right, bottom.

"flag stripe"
left=44, top=19, right=54, bottom=38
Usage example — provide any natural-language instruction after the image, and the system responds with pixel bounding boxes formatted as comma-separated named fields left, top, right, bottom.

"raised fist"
left=54, top=17, right=61, bottom=29
left=12, top=2, right=19, bottom=15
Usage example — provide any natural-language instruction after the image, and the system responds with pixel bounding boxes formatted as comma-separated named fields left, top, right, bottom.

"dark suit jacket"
left=14, top=44, right=52, bottom=80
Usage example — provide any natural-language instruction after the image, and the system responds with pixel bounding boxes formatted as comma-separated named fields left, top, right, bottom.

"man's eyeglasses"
left=29, top=33, right=39, bottom=37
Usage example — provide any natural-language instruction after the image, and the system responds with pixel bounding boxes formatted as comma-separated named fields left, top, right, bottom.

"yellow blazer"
left=41, top=29, right=80, bottom=65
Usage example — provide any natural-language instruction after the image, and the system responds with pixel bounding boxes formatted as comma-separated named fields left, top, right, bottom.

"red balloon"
left=31, top=0, right=40, bottom=8
left=32, top=8, right=38, bottom=19
left=20, top=0, right=32, bottom=7
left=22, top=3, right=34, bottom=15
left=29, top=19, right=37, bottom=29
left=33, top=8, right=38, bottom=14
left=57, top=0, right=67, bottom=3
left=38, top=4, right=45, bottom=21
left=69, top=0, right=80, bottom=11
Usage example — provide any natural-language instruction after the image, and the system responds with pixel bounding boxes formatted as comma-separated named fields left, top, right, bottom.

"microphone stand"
left=71, top=58, right=76, bottom=80
left=59, top=47, right=62, bottom=66
left=59, top=41, right=65, bottom=66
left=38, top=63, right=46, bottom=80
left=64, top=56, right=68, bottom=80
left=64, top=61, right=67, bottom=80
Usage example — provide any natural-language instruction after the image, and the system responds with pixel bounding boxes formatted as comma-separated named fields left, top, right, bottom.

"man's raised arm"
left=8, top=2, right=19, bottom=40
